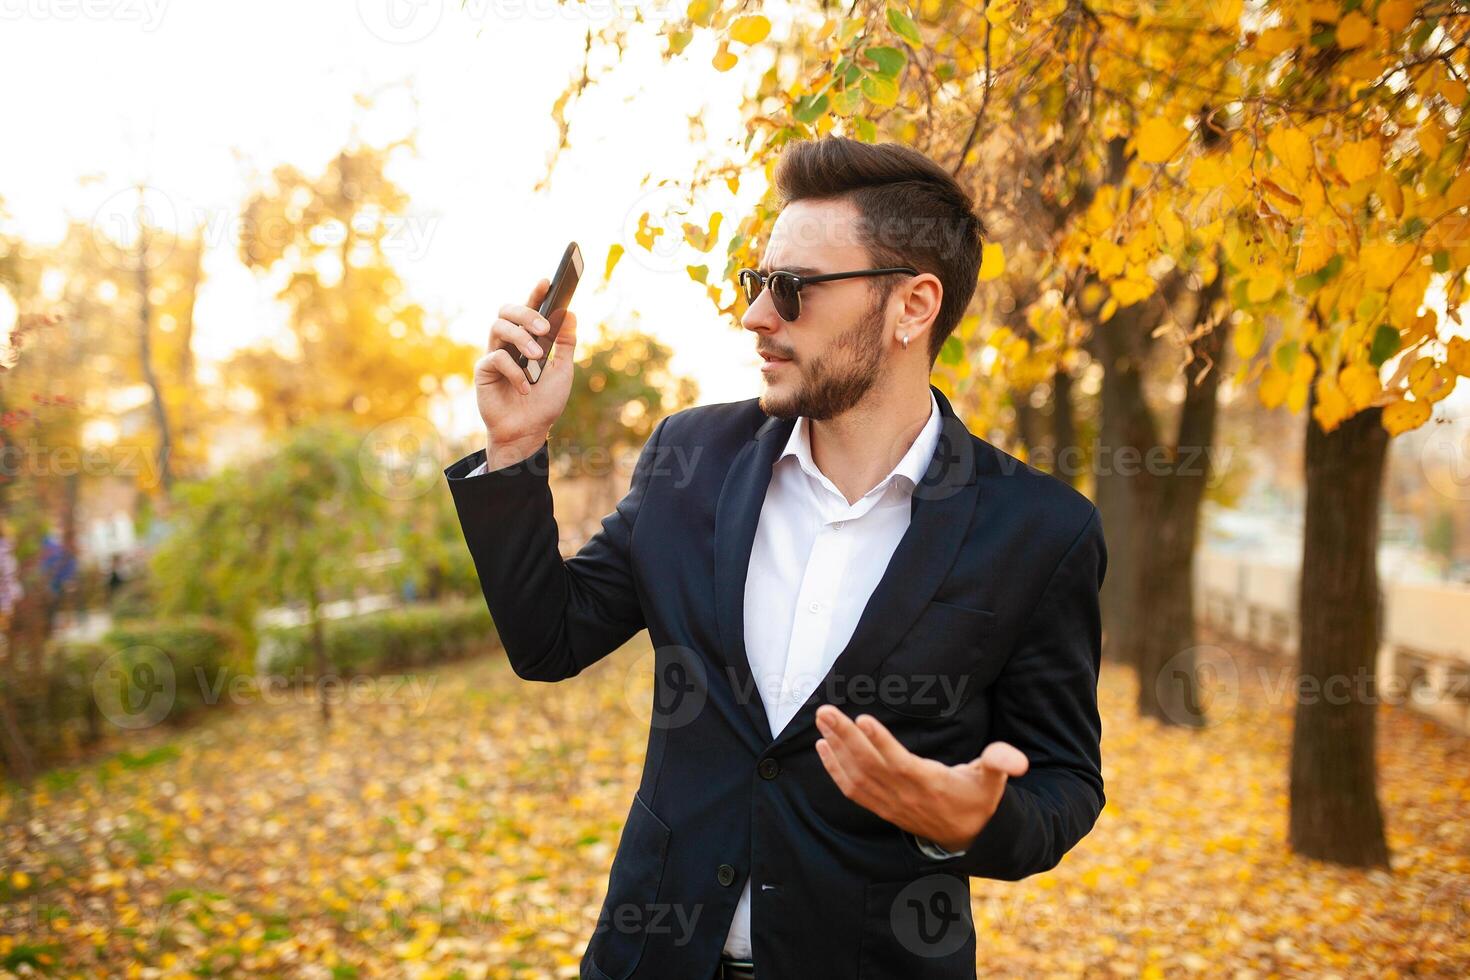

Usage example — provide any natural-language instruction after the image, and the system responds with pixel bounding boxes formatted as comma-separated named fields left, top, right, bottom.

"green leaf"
left=1274, top=340, right=1299, bottom=374
left=793, top=92, right=830, bottom=123
left=861, top=74, right=899, bottom=106
left=1369, top=324, right=1401, bottom=367
left=939, top=335, right=964, bottom=366
left=855, top=117, right=877, bottom=141
left=863, top=45, right=907, bottom=78
left=1433, top=250, right=1450, bottom=273
left=886, top=7, right=922, bottom=45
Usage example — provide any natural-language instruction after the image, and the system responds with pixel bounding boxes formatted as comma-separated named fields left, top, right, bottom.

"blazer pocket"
left=879, top=601, right=998, bottom=718
left=587, top=793, right=672, bottom=980
left=859, top=876, right=976, bottom=979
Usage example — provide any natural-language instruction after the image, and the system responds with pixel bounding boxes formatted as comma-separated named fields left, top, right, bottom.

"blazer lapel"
left=713, top=412, right=795, bottom=744
left=768, top=385, right=981, bottom=753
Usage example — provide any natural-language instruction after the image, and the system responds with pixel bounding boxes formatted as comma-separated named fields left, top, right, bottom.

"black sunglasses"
left=737, top=266, right=918, bottom=322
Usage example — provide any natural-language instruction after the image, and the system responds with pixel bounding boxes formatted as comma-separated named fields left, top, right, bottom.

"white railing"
left=1195, top=549, right=1470, bottom=733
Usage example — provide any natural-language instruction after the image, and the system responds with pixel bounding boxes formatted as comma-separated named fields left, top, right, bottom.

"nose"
left=742, top=284, right=781, bottom=336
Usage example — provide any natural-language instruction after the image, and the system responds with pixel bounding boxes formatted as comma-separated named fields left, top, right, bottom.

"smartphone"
left=511, top=241, right=583, bottom=384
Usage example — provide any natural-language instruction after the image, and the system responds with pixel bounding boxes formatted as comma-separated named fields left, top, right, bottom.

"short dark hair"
left=772, top=137, right=985, bottom=363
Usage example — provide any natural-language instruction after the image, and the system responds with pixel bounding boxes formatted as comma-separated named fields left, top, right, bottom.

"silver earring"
left=900, top=333, right=909, bottom=349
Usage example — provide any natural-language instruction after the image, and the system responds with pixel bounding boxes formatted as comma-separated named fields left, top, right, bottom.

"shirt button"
left=717, top=864, right=737, bottom=887
left=758, top=758, right=780, bottom=780
left=808, top=601, right=821, bottom=613
left=832, top=521, right=844, bottom=530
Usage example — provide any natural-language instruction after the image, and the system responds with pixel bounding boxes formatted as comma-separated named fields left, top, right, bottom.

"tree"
left=232, top=140, right=475, bottom=432
left=151, top=422, right=389, bottom=725
left=545, top=0, right=1470, bottom=866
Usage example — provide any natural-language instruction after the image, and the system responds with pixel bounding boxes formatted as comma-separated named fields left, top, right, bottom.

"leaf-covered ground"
left=2, top=632, right=1467, bottom=978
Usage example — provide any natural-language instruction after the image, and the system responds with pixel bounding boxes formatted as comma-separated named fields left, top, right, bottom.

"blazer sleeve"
left=442, top=417, right=667, bottom=682
left=920, top=506, right=1108, bottom=880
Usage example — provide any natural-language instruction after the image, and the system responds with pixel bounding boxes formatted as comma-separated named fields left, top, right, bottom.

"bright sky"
left=0, top=0, right=771, bottom=439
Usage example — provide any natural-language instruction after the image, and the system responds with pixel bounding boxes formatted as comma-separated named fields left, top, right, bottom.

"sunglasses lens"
left=770, top=274, right=800, bottom=320
left=739, top=270, right=762, bottom=305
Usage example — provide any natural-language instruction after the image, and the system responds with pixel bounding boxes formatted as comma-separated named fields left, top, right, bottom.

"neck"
left=808, top=376, right=933, bottom=506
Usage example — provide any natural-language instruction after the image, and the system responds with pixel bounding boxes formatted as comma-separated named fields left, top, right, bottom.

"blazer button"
left=758, top=758, right=780, bottom=780
left=717, top=864, right=736, bottom=887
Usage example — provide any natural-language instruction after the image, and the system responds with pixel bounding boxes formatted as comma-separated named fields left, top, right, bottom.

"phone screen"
left=518, top=242, right=583, bottom=384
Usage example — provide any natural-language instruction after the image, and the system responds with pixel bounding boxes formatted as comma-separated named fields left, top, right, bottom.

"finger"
left=815, top=738, right=858, bottom=797
left=478, top=348, right=531, bottom=395
left=817, top=705, right=882, bottom=775
left=490, top=317, right=545, bottom=362
left=968, top=740, right=1030, bottom=779
left=525, top=277, right=550, bottom=308
left=855, top=714, right=917, bottom=772
left=498, top=300, right=552, bottom=336
left=543, top=310, right=578, bottom=380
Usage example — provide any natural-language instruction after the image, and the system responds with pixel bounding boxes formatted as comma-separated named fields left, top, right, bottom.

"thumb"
left=552, top=309, right=578, bottom=352
left=967, top=741, right=1029, bottom=782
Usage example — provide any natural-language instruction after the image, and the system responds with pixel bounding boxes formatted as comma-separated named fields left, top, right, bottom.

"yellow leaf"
left=1381, top=397, right=1431, bottom=435
left=1444, top=171, right=1470, bottom=211
left=603, top=243, right=624, bottom=282
left=1418, top=121, right=1446, bottom=160
left=1247, top=268, right=1282, bottom=303
left=1259, top=365, right=1290, bottom=408
left=1311, top=377, right=1350, bottom=428
left=1337, top=138, right=1381, bottom=184
left=1090, top=239, right=1126, bottom=279
left=1377, top=0, right=1414, bottom=32
left=1361, top=242, right=1416, bottom=290
left=1408, top=357, right=1455, bottom=402
left=1257, top=26, right=1299, bottom=57
left=1295, top=226, right=1337, bottom=276
left=1137, top=117, right=1187, bottom=164
left=1447, top=336, right=1470, bottom=377
left=1378, top=173, right=1404, bottom=217
left=634, top=212, right=662, bottom=251
left=1267, top=127, right=1314, bottom=181
left=1340, top=362, right=1381, bottom=409
left=729, top=15, right=771, bottom=45
left=1336, top=11, right=1373, bottom=49
left=712, top=43, right=738, bottom=72
left=978, top=242, right=1006, bottom=281
left=1110, top=277, right=1154, bottom=306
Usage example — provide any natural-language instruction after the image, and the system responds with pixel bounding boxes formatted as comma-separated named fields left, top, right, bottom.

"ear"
left=893, top=272, right=943, bottom=351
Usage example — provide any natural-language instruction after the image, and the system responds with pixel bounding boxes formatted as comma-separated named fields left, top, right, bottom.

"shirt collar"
left=778, top=390, right=942, bottom=498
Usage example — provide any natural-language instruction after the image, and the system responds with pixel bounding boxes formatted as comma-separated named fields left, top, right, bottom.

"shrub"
left=259, top=600, right=496, bottom=679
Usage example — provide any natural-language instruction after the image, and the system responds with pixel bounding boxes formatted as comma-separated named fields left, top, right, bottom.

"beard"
left=758, top=293, right=887, bottom=421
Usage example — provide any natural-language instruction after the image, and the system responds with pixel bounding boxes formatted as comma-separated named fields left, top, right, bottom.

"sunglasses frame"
left=738, top=265, right=919, bottom=322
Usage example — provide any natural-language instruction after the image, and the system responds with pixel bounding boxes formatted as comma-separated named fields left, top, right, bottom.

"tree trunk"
left=136, top=226, right=174, bottom=496
left=1052, top=366, right=1079, bottom=489
left=1135, top=287, right=1228, bottom=726
left=1289, top=393, right=1391, bottom=868
left=1088, top=298, right=1157, bottom=668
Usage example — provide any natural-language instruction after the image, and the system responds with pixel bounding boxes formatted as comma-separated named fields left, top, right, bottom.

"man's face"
left=742, top=197, right=895, bottom=420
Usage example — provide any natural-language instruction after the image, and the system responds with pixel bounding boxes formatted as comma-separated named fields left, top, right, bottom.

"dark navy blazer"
left=444, top=384, right=1107, bottom=980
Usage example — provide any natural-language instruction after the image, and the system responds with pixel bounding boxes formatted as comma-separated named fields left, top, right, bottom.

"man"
left=444, top=137, right=1106, bottom=980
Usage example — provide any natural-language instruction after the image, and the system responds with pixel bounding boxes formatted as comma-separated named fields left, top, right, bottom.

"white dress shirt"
left=722, top=390, right=945, bottom=960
